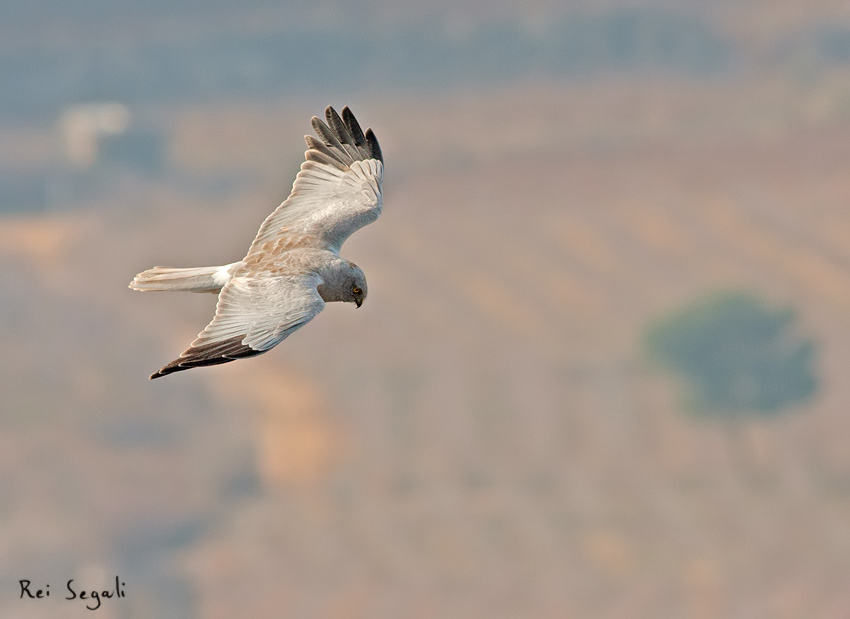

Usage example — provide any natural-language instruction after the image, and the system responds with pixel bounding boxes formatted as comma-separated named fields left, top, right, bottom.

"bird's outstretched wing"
left=246, top=105, right=383, bottom=256
left=150, top=275, right=325, bottom=379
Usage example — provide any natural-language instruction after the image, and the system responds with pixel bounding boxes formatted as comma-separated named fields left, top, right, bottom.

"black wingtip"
left=365, top=128, right=383, bottom=163
left=312, top=106, right=381, bottom=163
left=341, top=106, right=367, bottom=146
left=149, top=364, right=186, bottom=380
left=325, top=106, right=354, bottom=145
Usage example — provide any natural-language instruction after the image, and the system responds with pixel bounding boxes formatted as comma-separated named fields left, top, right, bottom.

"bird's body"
left=130, top=106, right=383, bottom=379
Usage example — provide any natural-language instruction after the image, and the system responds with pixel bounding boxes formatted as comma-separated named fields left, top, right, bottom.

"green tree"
left=645, top=291, right=817, bottom=416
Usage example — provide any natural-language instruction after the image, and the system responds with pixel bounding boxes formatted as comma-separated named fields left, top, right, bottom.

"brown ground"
left=2, top=73, right=850, bottom=617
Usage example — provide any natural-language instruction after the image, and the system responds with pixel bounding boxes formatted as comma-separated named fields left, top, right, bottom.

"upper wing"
left=246, top=106, right=383, bottom=256
left=150, top=275, right=325, bottom=379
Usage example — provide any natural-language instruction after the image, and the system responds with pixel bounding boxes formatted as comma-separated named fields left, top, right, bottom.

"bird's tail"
left=129, top=263, right=236, bottom=293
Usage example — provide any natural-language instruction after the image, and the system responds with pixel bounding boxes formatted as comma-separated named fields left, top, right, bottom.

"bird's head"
left=347, top=264, right=368, bottom=308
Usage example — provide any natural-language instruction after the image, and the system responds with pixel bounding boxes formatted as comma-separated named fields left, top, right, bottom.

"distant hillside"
left=4, top=6, right=733, bottom=119
left=6, top=1, right=850, bottom=121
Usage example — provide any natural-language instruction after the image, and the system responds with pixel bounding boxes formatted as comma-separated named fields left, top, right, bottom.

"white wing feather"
left=150, top=275, right=324, bottom=378
left=246, top=106, right=383, bottom=255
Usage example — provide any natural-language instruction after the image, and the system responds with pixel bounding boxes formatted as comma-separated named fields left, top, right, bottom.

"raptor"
left=130, top=106, right=383, bottom=379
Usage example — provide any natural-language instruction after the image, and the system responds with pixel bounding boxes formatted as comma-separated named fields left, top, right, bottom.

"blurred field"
left=3, top=2, right=850, bottom=618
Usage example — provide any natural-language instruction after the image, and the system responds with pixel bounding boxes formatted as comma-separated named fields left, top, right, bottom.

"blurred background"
left=2, top=0, right=850, bottom=617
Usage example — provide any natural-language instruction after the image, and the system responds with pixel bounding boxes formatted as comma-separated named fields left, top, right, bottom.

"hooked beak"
left=355, top=298, right=363, bottom=308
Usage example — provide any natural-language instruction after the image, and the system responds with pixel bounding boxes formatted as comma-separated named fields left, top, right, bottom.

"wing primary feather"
left=325, top=106, right=361, bottom=161
left=325, top=106, right=354, bottom=145
left=341, top=106, right=367, bottom=147
left=150, top=345, right=265, bottom=379
left=305, top=150, right=346, bottom=170
left=365, top=128, right=383, bottom=163
left=189, top=339, right=247, bottom=358
left=305, top=135, right=345, bottom=159
left=304, top=137, right=348, bottom=170
left=150, top=358, right=229, bottom=379
left=311, top=116, right=347, bottom=153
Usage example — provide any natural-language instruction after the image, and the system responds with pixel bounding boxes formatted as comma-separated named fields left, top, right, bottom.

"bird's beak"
left=355, top=298, right=363, bottom=308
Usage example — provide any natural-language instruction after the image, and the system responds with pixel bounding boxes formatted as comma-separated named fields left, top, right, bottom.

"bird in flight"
left=130, top=106, right=383, bottom=379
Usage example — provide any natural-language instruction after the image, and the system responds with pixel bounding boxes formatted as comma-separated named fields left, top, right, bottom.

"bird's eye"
left=353, top=286, right=362, bottom=295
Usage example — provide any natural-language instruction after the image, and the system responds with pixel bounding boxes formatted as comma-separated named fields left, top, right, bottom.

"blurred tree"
left=645, top=291, right=817, bottom=416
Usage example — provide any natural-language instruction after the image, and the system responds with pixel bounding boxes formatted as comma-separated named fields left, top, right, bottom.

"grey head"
left=318, top=259, right=367, bottom=307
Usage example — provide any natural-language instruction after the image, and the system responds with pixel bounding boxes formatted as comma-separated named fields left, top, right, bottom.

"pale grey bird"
left=130, top=106, right=383, bottom=379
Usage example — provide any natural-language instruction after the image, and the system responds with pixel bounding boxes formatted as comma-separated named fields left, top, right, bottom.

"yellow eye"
left=353, top=287, right=362, bottom=295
